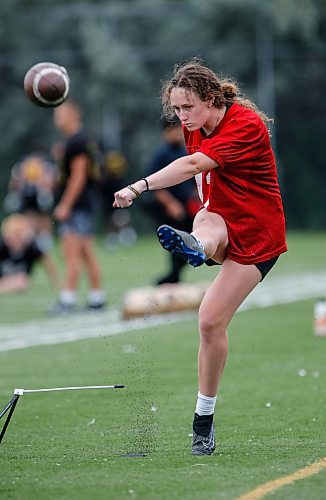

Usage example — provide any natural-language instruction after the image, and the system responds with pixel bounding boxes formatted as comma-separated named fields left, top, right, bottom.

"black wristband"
left=127, top=185, right=140, bottom=197
left=141, top=178, right=150, bottom=192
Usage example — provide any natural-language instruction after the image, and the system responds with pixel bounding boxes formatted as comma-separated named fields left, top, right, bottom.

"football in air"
left=24, top=62, right=70, bottom=108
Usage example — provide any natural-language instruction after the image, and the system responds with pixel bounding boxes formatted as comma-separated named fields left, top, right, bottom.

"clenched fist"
left=113, top=186, right=137, bottom=208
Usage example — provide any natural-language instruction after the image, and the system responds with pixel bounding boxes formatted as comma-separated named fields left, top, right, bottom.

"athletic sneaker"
left=48, top=301, right=77, bottom=315
left=156, top=225, right=206, bottom=268
left=156, top=274, right=180, bottom=285
left=192, top=413, right=215, bottom=456
left=84, top=301, right=106, bottom=311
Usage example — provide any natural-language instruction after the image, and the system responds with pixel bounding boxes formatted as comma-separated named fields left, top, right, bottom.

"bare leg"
left=61, top=232, right=83, bottom=290
left=192, top=209, right=229, bottom=263
left=198, top=258, right=262, bottom=396
left=80, top=236, right=102, bottom=289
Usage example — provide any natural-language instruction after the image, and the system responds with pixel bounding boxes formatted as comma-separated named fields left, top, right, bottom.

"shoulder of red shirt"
left=182, top=102, right=264, bottom=141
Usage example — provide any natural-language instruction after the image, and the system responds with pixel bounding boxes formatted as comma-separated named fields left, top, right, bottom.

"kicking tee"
left=183, top=103, right=287, bottom=264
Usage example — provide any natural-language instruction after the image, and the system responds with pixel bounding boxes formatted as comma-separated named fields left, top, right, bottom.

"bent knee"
left=198, top=312, right=228, bottom=343
left=194, top=209, right=227, bottom=232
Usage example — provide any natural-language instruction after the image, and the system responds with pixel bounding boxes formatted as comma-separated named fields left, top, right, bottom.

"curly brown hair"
left=161, top=58, right=272, bottom=128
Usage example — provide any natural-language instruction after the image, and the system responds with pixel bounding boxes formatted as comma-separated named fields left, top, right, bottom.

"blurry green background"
left=0, top=233, right=325, bottom=500
left=0, top=0, right=325, bottom=230
left=0, top=4, right=325, bottom=496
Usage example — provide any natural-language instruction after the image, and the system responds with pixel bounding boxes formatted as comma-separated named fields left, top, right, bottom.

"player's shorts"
left=205, top=255, right=279, bottom=281
left=58, top=209, right=95, bottom=237
left=254, top=256, right=279, bottom=281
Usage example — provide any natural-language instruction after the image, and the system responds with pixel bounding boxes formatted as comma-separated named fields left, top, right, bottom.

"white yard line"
left=0, top=271, right=325, bottom=353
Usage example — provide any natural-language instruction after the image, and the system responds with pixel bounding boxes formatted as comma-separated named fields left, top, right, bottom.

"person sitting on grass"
left=113, top=58, right=287, bottom=456
left=0, top=214, right=59, bottom=294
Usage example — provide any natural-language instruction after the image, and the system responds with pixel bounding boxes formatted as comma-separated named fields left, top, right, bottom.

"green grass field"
left=0, top=232, right=325, bottom=499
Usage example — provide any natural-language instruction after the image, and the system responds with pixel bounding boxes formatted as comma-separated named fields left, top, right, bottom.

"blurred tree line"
left=0, top=0, right=325, bottom=229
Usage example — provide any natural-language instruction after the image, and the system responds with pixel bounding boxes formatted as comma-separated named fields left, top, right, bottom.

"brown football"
left=24, top=62, right=70, bottom=108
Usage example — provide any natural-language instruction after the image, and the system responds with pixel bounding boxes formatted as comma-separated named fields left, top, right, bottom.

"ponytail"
left=161, top=58, right=272, bottom=130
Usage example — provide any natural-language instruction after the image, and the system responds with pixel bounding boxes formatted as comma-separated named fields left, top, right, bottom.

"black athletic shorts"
left=205, top=255, right=279, bottom=281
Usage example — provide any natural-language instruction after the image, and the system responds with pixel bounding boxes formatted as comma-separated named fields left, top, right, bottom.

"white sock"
left=60, top=290, right=76, bottom=305
left=87, top=289, right=106, bottom=306
left=191, top=234, right=205, bottom=252
left=195, top=391, right=217, bottom=416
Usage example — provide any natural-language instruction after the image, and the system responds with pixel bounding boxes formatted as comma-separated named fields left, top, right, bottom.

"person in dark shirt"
left=143, top=118, right=200, bottom=284
left=52, top=101, right=106, bottom=312
left=0, top=214, right=58, bottom=294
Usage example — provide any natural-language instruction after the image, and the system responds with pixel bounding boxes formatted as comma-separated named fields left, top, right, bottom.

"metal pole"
left=0, top=395, right=19, bottom=444
left=0, top=394, right=19, bottom=419
left=14, top=384, right=124, bottom=395
left=0, top=385, right=124, bottom=444
left=255, top=10, right=276, bottom=150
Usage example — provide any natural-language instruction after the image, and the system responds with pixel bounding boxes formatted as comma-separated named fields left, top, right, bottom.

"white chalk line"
left=0, top=271, right=325, bottom=353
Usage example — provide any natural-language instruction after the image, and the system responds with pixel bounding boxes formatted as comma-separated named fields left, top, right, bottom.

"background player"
left=142, top=117, right=200, bottom=285
left=52, top=101, right=106, bottom=313
left=4, top=151, right=57, bottom=252
left=0, top=214, right=58, bottom=294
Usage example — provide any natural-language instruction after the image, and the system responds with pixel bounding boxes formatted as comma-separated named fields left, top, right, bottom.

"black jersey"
left=58, top=131, right=97, bottom=211
left=0, top=240, right=43, bottom=277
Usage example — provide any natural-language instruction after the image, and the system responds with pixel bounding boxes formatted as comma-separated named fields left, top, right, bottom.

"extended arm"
left=113, top=152, right=216, bottom=208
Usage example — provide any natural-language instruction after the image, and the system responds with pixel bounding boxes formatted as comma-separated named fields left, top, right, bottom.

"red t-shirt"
left=183, top=103, right=287, bottom=264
